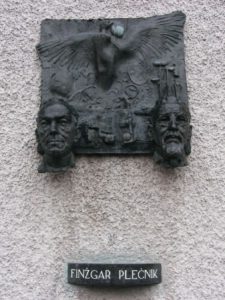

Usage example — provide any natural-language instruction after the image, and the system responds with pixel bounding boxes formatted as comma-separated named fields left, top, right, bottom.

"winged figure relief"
left=37, top=11, right=185, bottom=89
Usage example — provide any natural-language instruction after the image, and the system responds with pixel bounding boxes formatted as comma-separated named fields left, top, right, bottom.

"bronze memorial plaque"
left=36, top=11, right=192, bottom=171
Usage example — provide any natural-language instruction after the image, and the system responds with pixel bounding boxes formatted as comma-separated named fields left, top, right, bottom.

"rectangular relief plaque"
left=36, top=11, right=192, bottom=171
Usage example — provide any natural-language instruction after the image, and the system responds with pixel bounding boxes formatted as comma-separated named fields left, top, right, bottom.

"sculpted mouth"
left=164, top=134, right=182, bottom=143
left=47, top=140, right=64, bottom=145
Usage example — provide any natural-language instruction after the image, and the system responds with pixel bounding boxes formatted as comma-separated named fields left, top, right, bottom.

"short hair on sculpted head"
left=37, top=98, right=78, bottom=124
left=36, top=99, right=78, bottom=155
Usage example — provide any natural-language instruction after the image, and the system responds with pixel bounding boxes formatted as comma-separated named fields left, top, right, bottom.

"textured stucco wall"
left=0, top=0, right=225, bottom=299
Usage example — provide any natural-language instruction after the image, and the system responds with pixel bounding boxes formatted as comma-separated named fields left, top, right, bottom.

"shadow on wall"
left=75, top=284, right=161, bottom=299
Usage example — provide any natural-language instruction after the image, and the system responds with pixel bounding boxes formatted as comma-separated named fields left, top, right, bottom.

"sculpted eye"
left=59, top=118, right=69, bottom=125
left=159, top=116, right=169, bottom=122
left=40, top=120, right=48, bottom=126
left=177, top=115, right=186, bottom=121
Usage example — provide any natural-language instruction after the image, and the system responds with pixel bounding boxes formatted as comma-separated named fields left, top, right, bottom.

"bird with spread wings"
left=37, top=11, right=185, bottom=89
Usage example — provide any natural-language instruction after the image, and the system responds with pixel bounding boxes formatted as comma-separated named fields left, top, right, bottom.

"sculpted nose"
left=50, top=120, right=57, bottom=133
left=169, top=115, right=177, bottom=130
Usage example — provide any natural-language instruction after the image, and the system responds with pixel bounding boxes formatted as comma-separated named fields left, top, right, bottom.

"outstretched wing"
left=37, top=32, right=108, bottom=71
left=117, top=11, right=185, bottom=59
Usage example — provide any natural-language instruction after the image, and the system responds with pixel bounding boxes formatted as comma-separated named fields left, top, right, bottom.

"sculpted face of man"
left=154, top=97, right=191, bottom=166
left=37, top=101, right=76, bottom=157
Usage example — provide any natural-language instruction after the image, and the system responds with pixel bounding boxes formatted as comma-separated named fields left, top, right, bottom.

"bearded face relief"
left=36, top=99, right=78, bottom=173
left=152, top=96, right=192, bottom=168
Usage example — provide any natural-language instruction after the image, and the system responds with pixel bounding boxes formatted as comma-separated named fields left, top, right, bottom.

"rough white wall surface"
left=0, top=0, right=225, bottom=299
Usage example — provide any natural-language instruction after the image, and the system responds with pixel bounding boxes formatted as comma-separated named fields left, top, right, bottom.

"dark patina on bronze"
left=36, top=11, right=191, bottom=171
left=36, top=99, right=79, bottom=173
